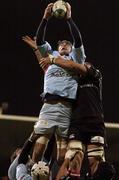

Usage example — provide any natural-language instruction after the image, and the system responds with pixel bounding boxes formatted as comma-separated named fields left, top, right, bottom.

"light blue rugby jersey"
left=38, top=41, right=86, bottom=100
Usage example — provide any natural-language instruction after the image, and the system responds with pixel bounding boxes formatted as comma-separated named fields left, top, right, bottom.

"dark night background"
left=0, top=0, right=119, bottom=178
left=0, top=0, right=118, bottom=122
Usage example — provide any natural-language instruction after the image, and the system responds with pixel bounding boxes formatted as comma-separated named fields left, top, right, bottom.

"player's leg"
left=32, top=134, right=51, bottom=162
left=86, top=136, right=115, bottom=180
left=56, top=140, right=85, bottom=180
left=56, top=135, right=67, bottom=166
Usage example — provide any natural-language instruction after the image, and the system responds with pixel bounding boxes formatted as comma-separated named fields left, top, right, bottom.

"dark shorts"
left=68, top=116, right=105, bottom=145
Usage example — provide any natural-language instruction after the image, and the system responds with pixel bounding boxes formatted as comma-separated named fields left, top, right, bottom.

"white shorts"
left=34, top=102, right=72, bottom=138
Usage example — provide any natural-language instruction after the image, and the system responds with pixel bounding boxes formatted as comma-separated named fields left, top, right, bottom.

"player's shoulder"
left=85, top=62, right=102, bottom=79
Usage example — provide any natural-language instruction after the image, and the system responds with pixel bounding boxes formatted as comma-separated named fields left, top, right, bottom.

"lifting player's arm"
left=36, top=3, right=53, bottom=45
left=39, top=55, right=101, bottom=78
left=39, top=55, right=87, bottom=75
left=22, top=4, right=54, bottom=65
left=65, top=3, right=82, bottom=48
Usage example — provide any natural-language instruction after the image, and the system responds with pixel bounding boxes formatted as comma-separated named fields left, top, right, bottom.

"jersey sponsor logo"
left=38, top=119, right=48, bottom=126
left=50, top=70, right=71, bottom=77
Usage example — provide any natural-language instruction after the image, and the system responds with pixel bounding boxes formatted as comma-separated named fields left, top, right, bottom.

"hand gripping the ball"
left=43, top=3, right=54, bottom=20
left=65, top=2, right=71, bottom=19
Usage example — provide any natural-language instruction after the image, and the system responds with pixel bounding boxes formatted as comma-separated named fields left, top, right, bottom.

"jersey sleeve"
left=85, top=64, right=102, bottom=79
left=70, top=45, right=86, bottom=64
left=37, top=41, right=52, bottom=57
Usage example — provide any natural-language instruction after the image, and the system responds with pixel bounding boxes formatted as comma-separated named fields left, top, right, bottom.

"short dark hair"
left=57, top=40, right=73, bottom=48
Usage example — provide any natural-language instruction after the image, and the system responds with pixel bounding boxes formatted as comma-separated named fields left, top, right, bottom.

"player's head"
left=57, top=40, right=73, bottom=55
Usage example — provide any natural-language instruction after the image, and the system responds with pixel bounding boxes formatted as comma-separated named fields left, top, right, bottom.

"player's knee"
left=32, top=136, right=50, bottom=162
left=36, top=135, right=49, bottom=145
left=65, top=140, right=84, bottom=160
left=34, top=136, right=50, bottom=155
left=29, top=131, right=41, bottom=142
left=88, top=136, right=105, bottom=161
left=87, top=145, right=105, bottom=176
left=87, top=145, right=105, bottom=163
